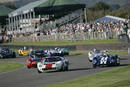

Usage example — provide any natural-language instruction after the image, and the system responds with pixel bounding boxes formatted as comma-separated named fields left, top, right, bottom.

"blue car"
left=0, top=48, right=16, bottom=59
left=92, top=53, right=120, bottom=68
left=29, top=50, right=47, bottom=58
left=45, top=49, right=63, bottom=56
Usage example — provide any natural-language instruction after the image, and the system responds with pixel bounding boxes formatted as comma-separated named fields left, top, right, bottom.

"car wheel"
left=116, top=58, right=120, bottom=66
left=93, top=64, right=97, bottom=68
left=37, top=69, right=42, bottom=73
left=92, top=58, right=97, bottom=68
left=116, top=63, right=120, bottom=66
left=34, top=65, right=37, bottom=68
left=27, top=66, right=31, bottom=69
left=0, top=54, right=3, bottom=59
left=116, top=61, right=120, bottom=66
left=13, top=54, right=16, bottom=58
left=89, top=59, right=92, bottom=62
left=60, top=64, right=65, bottom=71
left=60, top=66, right=64, bottom=71
left=65, top=66, right=69, bottom=71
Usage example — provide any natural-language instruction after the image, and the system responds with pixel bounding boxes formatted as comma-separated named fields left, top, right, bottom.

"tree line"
left=86, top=2, right=130, bottom=22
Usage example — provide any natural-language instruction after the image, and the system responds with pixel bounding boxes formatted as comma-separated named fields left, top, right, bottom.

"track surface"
left=0, top=55, right=130, bottom=87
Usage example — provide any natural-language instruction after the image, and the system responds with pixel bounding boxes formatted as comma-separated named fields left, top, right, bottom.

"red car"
left=26, top=49, right=47, bottom=68
left=26, top=58, right=42, bottom=68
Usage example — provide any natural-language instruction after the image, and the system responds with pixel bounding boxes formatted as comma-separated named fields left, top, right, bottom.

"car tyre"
left=27, top=66, right=31, bottom=69
left=93, top=64, right=97, bottom=68
left=65, top=66, right=69, bottom=71
left=0, top=54, right=3, bottom=59
left=60, top=64, right=65, bottom=71
left=12, top=54, right=16, bottom=58
left=89, top=59, right=92, bottom=62
left=37, top=69, right=42, bottom=73
left=116, top=62, right=120, bottom=66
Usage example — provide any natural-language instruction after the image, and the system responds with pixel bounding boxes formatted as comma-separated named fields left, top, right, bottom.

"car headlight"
left=56, top=62, right=62, bottom=66
left=56, top=63, right=60, bottom=66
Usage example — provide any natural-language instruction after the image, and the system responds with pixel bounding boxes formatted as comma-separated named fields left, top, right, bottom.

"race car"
left=37, top=56, right=69, bottom=73
left=45, top=49, right=63, bottom=56
left=55, top=47, right=69, bottom=55
left=29, top=50, right=47, bottom=58
left=0, top=48, right=16, bottom=58
left=27, top=50, right=47, bottom=68
left=27, top=58, right=43, bottom=68
left=92, top=52, right=120, bottom=68
left=88, top=49, right=109, bottom=62
left=18, top=47, right=32, bottom=56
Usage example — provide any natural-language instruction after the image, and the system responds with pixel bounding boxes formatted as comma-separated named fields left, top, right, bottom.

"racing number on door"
left=100, top=57, right=107, bottom=64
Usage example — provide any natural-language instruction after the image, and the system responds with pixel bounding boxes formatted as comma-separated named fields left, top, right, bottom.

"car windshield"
left=45, top=57, right=61, bottom=62
left=94, top=50, right=100, bottom=54
left=1, top=48, right=11, bottom=53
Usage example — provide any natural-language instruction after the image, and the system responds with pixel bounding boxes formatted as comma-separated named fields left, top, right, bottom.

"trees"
left=86, top=1, right=130, bottom=22
left=86, top=2, right=110, bottom=22
left=4, top=3, right=17, bottom=10
left=90, top=2, right=110, bottom=11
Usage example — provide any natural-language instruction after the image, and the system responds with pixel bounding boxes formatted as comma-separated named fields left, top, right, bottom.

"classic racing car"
left=27, top=58, right=43, bottom=68
left=0, top=48, right=16, bottom=58
left=29, top=50, right=47, bottom=58
left=55, top=47, right=69, bottom=55
left=45, top=49, right=63, bottom=56
left=37, top=56, right=69, bottom=73
left=88, top=49, right=109, bottom=62
left=92, top=52, right=120, bottom=68
left=18, top=47, right=32, bottom=56
left=44, top=47, right=69, bottom=56
left=27, top=50, right=47, bottom=68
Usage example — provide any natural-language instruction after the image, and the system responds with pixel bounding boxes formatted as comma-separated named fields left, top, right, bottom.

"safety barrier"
left=13, top=31, right=120, bottom=42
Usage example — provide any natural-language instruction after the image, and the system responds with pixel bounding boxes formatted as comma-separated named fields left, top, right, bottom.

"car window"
left=45, top=57, right=61, bottom=62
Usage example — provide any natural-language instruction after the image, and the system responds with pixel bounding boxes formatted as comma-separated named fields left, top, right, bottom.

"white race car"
left=37, top=56, right=69, bottom=73
left=88, top=49, right=109, bottom=62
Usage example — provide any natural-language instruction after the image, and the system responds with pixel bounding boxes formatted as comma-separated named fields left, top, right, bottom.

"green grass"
left=70, top=50, right=130, bottom=56
left=70, top=51, right=88, bottom=55
left=45, top=65, right=130, bottom=87
left=4, top=39, right=119, bottom=46
left=109, top=51, right=130, bottom=56
left=0, top=61, right=24, bottom=73
left=11, top=49, right=18, bottom=53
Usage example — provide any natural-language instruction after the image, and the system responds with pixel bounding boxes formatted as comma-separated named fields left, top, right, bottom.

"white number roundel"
left=100, top=57, right=107, bottom=64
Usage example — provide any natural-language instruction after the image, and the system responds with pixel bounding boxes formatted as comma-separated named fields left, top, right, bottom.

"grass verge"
left=70, top=51, right=88, bottom=55
left=4, top=39, right=119, bottom=46
left=0, top=61, right=24, bottom=74
left=109, top=51, right=130, bottom=56
left=45, top=65, right=130, bottom=87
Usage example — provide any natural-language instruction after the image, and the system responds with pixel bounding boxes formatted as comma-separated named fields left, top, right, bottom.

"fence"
left=12, top=31, right=120, bottom=42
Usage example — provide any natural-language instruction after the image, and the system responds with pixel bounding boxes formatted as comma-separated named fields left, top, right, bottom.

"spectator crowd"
left=3, top=19, right=130, bottom=42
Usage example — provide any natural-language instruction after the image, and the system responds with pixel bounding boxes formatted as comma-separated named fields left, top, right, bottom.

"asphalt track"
left=0, top=55, right=130, bottom=87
